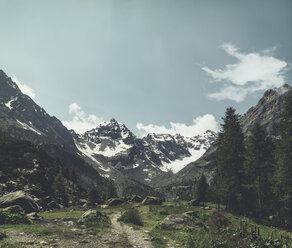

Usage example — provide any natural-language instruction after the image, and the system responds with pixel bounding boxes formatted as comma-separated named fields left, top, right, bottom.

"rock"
left=47, top=201, right=60, bottom=210
left=27, top=212, right=42, bottom=220
left=142, top=196, right=162, bottom=205
left=188, top=199, right=201, bottom=206
left=0, top=191, right=39, bottom=213
left=4, top=205, right=24, bottom=214
left=77, top=209, right=104, bottom=225
left=183, top=211, right=199, bottom=218
left=161, top=214, right=204, bottom=230
left=106, top=198, right=124, bottom=206
left=129, top=195, right=143, bottom=203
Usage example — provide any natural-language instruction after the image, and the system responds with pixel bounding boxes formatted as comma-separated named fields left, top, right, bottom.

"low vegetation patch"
left=0, top=209, right=30, bottom=225
left=81, top=214, right=111, bottom=228
left=118, top=207, right=143, bottom=226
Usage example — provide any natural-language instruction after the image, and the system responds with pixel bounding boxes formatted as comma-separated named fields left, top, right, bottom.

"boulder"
left=129, top=195, right=143, bottom=203
left=47, top=201, right=60, bottom=210
left=183, top=211, right=199, bottom=218
left=106, top=198, right=124, bottom=206
left=4, top=205, right=24, bottom=214
left=77, top=209, right=104, bottom=225
left=161, top=214, right=204, bottom=230
left=0, top=191, right=39, bottom=213
left=142, top=196, right=162, bottom=205
left=188, top=199, right=201, bottom=206
left=27, top=212, right=42, bottom=221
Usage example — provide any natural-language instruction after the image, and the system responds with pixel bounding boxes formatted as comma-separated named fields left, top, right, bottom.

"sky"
left=0, top=0, right=291, bottom=136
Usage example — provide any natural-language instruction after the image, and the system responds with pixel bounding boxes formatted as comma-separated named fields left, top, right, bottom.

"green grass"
left=39, top=209, right=84, bottom=220
left=117, top=201, right=292, bottom=248
left=0, top=242, right=24, bottom=248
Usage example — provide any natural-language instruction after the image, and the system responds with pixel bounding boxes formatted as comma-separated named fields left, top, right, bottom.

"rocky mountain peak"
left=241, top=84, right=291, bottom=136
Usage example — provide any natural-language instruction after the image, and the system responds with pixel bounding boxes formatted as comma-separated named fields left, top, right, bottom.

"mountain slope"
left=0, top=70, right=76, bottom=149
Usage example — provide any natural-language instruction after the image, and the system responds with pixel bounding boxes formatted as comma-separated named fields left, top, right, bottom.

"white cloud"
left=136, top=114, right=218, bottom=137
left=202, top=43, right=288, bottom=102
left=12, top=76, right=36, bottom=99
left=62, top=103, right=103, bottom=134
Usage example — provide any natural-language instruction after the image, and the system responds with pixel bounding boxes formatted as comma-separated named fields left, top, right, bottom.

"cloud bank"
left=202, top=44, right=288, bottom=102
left=136, top=114, right=218, bottom=137
left=62, top=103, right=103, bottom=134
left=12, top=76, right=36, bottom=99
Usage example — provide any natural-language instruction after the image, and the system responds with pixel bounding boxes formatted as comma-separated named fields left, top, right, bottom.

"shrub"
left=0, top=209, right=31, bottom=225
left=0, top=231, right=6, bottom=240
left=208, top=211, right=230, bottom=229
left=118, top=208, right=143, bottom=226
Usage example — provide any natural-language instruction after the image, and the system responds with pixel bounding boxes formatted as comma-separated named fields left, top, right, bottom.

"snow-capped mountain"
left=74, top=118, right=217, bottom=184
left=0, top=69, right=157, bottom=197
left=0, top=70, right=76, bottom=149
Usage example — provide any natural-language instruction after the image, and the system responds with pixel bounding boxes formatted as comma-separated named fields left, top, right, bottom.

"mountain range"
left=0, top=68, right=291, bottom=200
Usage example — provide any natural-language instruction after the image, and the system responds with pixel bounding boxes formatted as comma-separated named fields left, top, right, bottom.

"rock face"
left=142, top=196, right=162, bottom=205
left=188, top=199, right=201, bottom=206
left=106, top=198, right=124, bottom=206
left=0, top=70, right=75, bottom=149
left=77, top=209, right=104, bottom=225
left=161, top=214, right=204, bottom=230
left=129, top=195, right=143, bottom=203
left=0, top=191, right=39, bottom=213
left=4, top=205, right=24, bottom=214
left=156, top=85, right=292, bottom=199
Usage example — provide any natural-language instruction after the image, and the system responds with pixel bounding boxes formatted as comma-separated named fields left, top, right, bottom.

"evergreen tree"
left=195, top=174, right=208, bottom=206
left=244, top=124, right=274, bottom=217
left=274, top=91, right=292, bottom=227
left=52, top=171, right=65, bottom=195
left=88, top=186, right=99, bottom=205
left=70, top=169, right=77, bottom=184
left=214, top=107, right=245, bottom=213
left=105, top=181, right=117, bottom=199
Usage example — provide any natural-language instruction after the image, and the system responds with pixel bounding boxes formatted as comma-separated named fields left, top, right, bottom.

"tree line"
left=197, top=91, right=292, bottom=229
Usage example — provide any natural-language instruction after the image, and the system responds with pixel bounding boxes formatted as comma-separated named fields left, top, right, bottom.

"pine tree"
left=105, top=181, right=117, bottom=200
left=52, top=171, right=65, bottom=195
left=195, top=174, right=208, bottom=206
left=244, top=124, right=274, bottom=217
left=274, top=91, right=292, bottom=227
left=88, top=186, right=99, bottom=205
left=214, top=107, right=245, bottom=213
left=70, top=169, right=77, bottom=184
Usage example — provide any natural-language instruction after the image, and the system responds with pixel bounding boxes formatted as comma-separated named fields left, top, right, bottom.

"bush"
left=0, top=231, right=6, bottom=240
left=0, top=209, right=31, bottom=225
left=118, top=208, right=143, bottom=226
left=208, top=211, right=230, bottom=229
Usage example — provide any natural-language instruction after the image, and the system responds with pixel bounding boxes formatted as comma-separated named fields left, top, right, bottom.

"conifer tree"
left=195, top=174, right=208, bottom=206
left=244, top=124, right=274, bottom=217
left=52, top=171, right=65, bottom=195
left=214, top=107, right=245, bottom=213
left=88, top=186, right=99, bottom=205
left=274, top=91, right=292, bottom=227
left=70, top=169, right=77, bottom=184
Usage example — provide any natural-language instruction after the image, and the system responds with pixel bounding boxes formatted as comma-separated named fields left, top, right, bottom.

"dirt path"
left=110, top=213, right=154, bottom=248
left=1, top=214, right=154, bottom=248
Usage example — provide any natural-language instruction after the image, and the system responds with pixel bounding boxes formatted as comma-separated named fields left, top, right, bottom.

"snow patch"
left=16, top=120, right=42, bottom=135
left=160, top=147, right=206, bottom=174
left=5, top=97, right=17, bottom=110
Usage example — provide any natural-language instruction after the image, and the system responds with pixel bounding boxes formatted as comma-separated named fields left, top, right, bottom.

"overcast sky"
left=0, top=0, right=291, bottom=136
